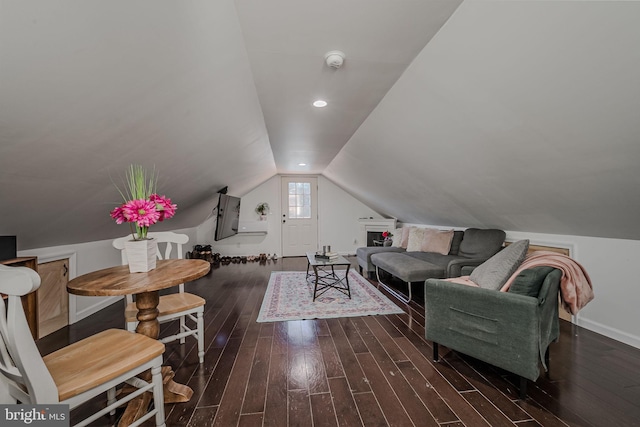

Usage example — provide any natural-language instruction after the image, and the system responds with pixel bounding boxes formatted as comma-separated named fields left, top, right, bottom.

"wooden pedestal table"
left=67, top=259, right=210, bottom=426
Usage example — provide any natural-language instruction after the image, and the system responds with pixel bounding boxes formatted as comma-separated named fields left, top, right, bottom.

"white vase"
left=124, top=238, right=157, bottom=273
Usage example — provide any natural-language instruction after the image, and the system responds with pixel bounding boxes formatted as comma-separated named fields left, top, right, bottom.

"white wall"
left=197, top=175, right=382, bottom=256
left=318, top=176, right=382, bottom=252
left=197, top=176, right=282, bottom=256
left=18, top=226, right=197, bottom=323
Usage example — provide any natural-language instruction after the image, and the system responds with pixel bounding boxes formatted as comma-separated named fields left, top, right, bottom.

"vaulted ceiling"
left=2, top=1, right=640, bottom=250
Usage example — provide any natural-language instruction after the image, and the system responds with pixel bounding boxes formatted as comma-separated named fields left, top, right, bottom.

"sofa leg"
left=519, top=376, right=528, bottom=399
left=359, top=266, right=363, bottom=275
left=375, top=266, right=412, bottom=303
left=545, top=347, right=550, bottom=368
left=433, top=343, right=439, bottom=362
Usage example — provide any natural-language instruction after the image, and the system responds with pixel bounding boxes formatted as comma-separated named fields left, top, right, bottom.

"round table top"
left=67, top=259, right=210, bottom=297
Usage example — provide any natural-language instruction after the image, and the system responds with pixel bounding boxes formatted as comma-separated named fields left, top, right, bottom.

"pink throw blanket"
left=500, top=251, right=594, bottom=315
left=444, top=251, right=594, bottom=315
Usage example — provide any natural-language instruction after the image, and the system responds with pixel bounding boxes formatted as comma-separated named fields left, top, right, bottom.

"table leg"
left=313, top=265, right=319, bottom=301
left=310, top=264, right=351, bottom=301
left=118, top=291, right=193, bottom=427
left=345, top=264, right=351, bottom=298
left=134, top=291, right=160, bottom=338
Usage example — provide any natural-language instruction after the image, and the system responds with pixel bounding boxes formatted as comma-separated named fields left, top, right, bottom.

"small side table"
left=305, top=252, right=351, bottom=301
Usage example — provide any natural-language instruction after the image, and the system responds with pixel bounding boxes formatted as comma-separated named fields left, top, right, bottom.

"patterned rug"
left=257, top=270, right=405, bottom=322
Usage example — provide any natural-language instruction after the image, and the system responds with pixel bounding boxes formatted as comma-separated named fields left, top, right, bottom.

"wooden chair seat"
left=43, top=329, right=165, bottom=401
left=125, top=293, right=205, bottom=322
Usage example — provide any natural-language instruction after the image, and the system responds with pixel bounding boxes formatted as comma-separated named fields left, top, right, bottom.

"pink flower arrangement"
left=382, top=230, right=393, bottom=241
left=110, top=165, right=177, bottom=240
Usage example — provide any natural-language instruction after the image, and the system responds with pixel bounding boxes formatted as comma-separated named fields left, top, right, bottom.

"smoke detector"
left=325, top=50, right=345, bottom=69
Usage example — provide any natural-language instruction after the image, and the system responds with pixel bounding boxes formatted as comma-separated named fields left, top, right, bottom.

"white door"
left=281, top=176, right=318, bottom=257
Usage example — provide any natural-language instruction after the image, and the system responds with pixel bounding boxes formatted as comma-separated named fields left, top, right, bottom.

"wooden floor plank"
left=318, top=334, right=345, bottom=378
left=328, top=377, right=365, bottom=427
left=395, top=360, right=458, bottom=424
left=238, top=412, right=263, bottom=427
left=356, top=352, right=414, bottom=427
left=325, top=317, right=372, bottom=394
left=241, top=336, right=272, bottom=414
left=445, top=352, right=532, bottom=422
left=288, top=389, right=312, bottom=427
left=462, top=390, right=518, bottom=427
left=350, top=317, right=439, bottom=426
left=263, top=351, right=288, bottom=427
left=353, top=392, right=388, bottom=427
left=310, top=392, right=339, bottom=427
left=212, top=345, right=255, bottom=427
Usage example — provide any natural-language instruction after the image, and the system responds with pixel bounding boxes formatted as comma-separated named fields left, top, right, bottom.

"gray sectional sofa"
left=356, top=228, right=506, bottom=302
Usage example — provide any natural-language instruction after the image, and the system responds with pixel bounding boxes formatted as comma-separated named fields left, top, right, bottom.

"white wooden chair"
left=0, top=265, right=166, bottom=427
left=113, top=232, right=206, bottom=364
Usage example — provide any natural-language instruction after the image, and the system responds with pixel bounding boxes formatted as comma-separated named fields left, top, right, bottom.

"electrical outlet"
left=353, top=238, right=358, bottom=244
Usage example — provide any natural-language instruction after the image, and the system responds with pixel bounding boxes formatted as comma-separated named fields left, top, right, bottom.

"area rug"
left=257, top=270, right=405, bottom=322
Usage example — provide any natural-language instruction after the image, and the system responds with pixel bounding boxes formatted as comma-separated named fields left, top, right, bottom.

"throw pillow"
left=392, top=226, right=414, bottom=249
left=508, top=266, right=555, bottom=297
left=391, top=227, right=404, bottom=247
left=406, top=228, right=426, bottom=252
left=421, top=229, right=455, bottom=255
left=470, top=239, right=530, bottom=290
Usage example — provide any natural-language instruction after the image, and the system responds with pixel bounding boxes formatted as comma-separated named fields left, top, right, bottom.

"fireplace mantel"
left=357, top=218, right=397, bottom=246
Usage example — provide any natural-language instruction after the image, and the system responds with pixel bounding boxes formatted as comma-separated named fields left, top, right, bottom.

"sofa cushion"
left=448, top=230, right=464, bottom=256
left=508, top=266, right=555, bottom=297
left=371, top=252, right=445, bottom=283
left=457, top=228, right=506, bottom=259
left=470, top=239, right=529, bottom=290
left=406, top=227, right=426, bottom=252
left=356, top=246, right=405, bottom=261
left=405, top=252, right=464, bottom=269
left=421, top=229, right=454, bottom=255
left=356, top=246, right=406, bottom=272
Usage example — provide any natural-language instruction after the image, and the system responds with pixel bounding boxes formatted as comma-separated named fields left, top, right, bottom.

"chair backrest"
left=0, top=265, right=59, bottom=404
left=112, top=232, right=190, bottom=304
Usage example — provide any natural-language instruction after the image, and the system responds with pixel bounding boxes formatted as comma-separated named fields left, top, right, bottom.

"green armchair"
left=424, top=267, right=562, bottom=398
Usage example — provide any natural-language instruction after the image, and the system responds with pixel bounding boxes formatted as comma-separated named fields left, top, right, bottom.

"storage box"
left=0, top=236, right=17, bottom=261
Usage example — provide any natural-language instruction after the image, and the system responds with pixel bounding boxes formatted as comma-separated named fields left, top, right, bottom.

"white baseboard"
left=75, top=296, right=122, bottom=322
left=577, top=317, right=640, bottom=350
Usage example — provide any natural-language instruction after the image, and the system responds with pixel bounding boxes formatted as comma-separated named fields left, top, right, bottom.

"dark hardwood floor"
left=37, top=256, right=640, bottom=426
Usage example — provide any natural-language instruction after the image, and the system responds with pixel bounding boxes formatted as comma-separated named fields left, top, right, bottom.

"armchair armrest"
left=424, top=279, right=544, bottom=381
left=446, top=258, right=487, bottom=278
left=460, top=265, right=476, bottom=276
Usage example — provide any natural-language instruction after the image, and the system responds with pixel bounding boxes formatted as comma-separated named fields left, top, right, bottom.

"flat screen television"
left=214, top=193, right=241, bottom=241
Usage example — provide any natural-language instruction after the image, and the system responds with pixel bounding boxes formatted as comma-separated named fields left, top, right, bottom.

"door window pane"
left=288, top=182, right=312, bottom=219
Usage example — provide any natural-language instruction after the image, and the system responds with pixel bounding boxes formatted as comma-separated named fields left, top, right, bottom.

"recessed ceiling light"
left=313, top=100, right=327, bottom=108
left=298, top=163, right=307, bottom=166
